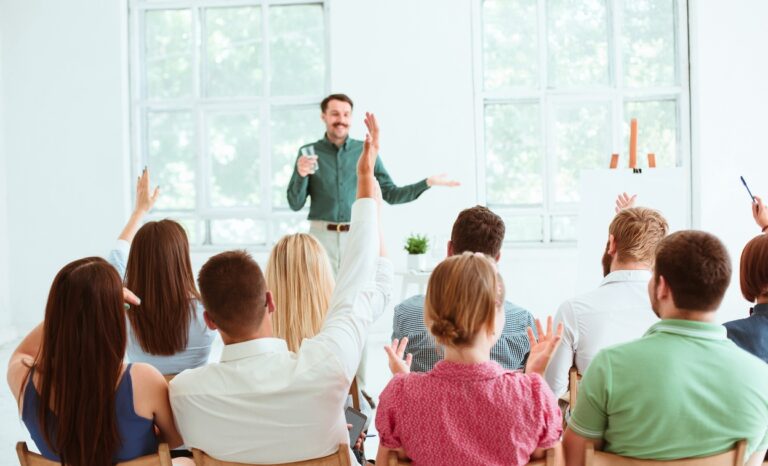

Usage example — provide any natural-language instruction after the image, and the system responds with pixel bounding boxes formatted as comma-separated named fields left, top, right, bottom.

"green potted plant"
left=404, top=234, right=429, bottom=271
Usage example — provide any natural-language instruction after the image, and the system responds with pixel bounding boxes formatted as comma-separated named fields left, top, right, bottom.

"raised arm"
left=308, top=112, right=393, bottom=379
left=752, top=195, right=768, bottom=232
left=614, top=192, right=637, bottom=213
left=119, top=168, right=159, bottom=243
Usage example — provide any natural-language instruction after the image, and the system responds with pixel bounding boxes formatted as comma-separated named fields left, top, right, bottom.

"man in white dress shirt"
left=169, top=113, right=391, bottom=464
left=544, top=195, right=668, bottom=398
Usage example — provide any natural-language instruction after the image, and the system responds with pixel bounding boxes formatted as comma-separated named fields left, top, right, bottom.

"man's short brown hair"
left=740, top=235, right=768, bottom=302
left=198, top=250, right=268, bottom=336
left=450, top=206, right=505, bottom=257
left=321, top=94, right=354, bottom=113
left=654, top=230, right=731, bottom=311
left=609, top=207, right=669, bottom=265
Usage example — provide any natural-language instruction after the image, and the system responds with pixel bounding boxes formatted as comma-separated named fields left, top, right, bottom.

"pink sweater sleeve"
left=375, top=374, right=407, bottom=449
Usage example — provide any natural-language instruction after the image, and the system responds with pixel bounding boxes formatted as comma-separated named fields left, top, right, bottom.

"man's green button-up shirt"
left=287, top=135, right=430, bottom=222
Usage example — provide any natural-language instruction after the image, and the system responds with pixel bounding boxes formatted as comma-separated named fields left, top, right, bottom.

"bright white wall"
left=691, top=0, right=768, bottom=323
left=0, top=19, right=14, bottom=343
left=0, top=0, right=128, bottom=331
left=1, top=0, right=765, bottom=331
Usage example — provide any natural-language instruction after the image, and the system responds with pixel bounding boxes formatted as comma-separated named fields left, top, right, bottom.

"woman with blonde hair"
left=266, top=233, right=335, bottom=351
left=376, top=252, right=564, bottom=466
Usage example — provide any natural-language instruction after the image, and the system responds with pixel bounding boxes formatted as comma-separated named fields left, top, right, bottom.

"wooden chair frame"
left=388, top=443, right=563, bottom=465
left=585, top=440, right=747, bottom=466
left=191, top=445, right=351, bottom=466
left=16, top=442, right=172, bottom=466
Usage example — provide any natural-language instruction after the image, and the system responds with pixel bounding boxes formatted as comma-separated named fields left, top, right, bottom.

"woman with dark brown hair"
left=6, top=257, right=192, bottom=466
left=724, top=195, right=768, bottom=363
left=108, top=169, right=216, bottom=374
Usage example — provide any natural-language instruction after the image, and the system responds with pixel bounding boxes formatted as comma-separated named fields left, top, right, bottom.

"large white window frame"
left=128, top=0, right=330, bottom=249
left=472, top=0, right=691, bottom=245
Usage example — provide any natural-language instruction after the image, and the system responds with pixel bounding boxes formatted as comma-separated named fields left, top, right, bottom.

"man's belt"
left=326, top=223, right=350, bottom=232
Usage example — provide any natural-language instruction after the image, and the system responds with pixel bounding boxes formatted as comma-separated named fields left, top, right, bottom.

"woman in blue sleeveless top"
left=6, top=257, right=192, bottom=466
left=107, top=168, right=216, bottom=375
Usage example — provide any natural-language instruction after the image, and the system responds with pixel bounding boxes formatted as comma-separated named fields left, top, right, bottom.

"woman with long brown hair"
left=6, top=257, right=192, bottom=466
left=108, top=169, right=216, bottom=374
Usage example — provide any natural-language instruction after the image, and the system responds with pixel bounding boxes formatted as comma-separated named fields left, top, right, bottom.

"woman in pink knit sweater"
left=376, top=252, right=564, bottom=466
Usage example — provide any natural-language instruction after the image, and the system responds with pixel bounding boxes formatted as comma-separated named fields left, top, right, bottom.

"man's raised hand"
left=356, top=112, right=379, bottom=199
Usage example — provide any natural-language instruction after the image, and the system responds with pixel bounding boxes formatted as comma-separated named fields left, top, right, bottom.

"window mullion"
left=538, top=0, right=551, bottom=243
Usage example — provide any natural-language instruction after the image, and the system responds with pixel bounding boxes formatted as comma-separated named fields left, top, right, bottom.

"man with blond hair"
left=544, top=196, right=668, bottom=397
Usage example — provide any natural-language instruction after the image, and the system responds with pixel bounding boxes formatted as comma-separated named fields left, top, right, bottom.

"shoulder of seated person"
left=130, top=363, right=164, bottom=384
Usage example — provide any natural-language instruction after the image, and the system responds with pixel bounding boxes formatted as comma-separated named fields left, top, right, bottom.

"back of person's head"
left=266, top=233, right=335, bottom=352
left=740, top=234, right=768, bottom=303
left=198, top=250, right=268, bottom=338
left=608, top=207, right=669, bottom=265
left=450, top=206, right=505, bottom=258
left=36, top=257, right=127, bottom=466
left=425, top=252, right=504, bottom=347
left=654, top=230, right=731, bottom=311
left=125, top=219, right=199, bottom=356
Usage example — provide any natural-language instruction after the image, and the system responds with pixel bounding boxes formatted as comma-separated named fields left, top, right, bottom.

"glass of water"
left=300, top=145, right=319, bottom=174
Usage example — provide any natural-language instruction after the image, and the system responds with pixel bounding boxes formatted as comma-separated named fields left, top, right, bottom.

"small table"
left=396, top=269, right=432, bottom=300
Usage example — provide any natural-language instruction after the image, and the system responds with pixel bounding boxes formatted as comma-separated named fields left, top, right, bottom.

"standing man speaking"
left=288, top=94, right=459, bottom=273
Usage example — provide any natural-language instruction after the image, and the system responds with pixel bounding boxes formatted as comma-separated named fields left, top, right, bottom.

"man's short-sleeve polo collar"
left=644, top=319, right=728, bottom=340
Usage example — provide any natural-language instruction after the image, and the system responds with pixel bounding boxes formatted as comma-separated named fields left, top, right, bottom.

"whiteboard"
left=575, top=168, right=689, bottom=293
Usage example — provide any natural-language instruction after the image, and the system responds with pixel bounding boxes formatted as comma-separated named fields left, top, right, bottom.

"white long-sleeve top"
left=544, top=270, right=659, bottom=398
left=169, top=198, right=392, bottom=464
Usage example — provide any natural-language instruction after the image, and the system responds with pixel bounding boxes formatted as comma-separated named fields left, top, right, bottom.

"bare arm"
left=564, top=428, right=603, bottom=466
left=131, top=364, right=184, bottom=449
left=118, top=168, right=159, bottom=243
left=7, top=323, right=43, bottom=404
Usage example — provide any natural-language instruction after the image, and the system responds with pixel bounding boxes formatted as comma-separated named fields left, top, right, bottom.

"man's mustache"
left=333, top=123, right=348, bottom=128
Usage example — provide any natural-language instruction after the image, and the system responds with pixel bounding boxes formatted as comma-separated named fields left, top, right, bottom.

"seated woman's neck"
left=443, top=343, right=492, bottom=365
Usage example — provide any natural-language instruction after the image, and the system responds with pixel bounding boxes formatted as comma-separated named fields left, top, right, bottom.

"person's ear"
left=607, top=234, right=617, bottom=256
left=265, top=291, right=275, bottom=314
left=495, top=251, right=501, bottom=262
left=447, top=240, right=454, bottom=257
left=656, top=275, right=671, bottom=301
left=203, top=311, right=218, bottom=331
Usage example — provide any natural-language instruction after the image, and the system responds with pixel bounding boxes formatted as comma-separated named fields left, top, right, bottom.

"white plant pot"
left=407, top=253, right=427, bottom=271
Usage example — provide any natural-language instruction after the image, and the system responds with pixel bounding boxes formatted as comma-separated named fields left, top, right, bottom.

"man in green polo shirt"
left=564, top=230, right=768, bottom=466
left=287, top=93, right=459, bottom=273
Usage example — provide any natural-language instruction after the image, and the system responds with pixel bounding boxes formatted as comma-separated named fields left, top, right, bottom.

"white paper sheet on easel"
left=575, top=168, right=690, bottom=293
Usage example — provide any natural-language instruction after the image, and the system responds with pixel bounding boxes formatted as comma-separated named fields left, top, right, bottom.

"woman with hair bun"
left=376, top=252, right=563, bottom=466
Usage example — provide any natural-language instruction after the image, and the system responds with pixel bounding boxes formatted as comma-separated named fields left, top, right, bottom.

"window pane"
left=272, top=217, right=310, bottom=240
left=503, top=216, right=543, bottom=242
left=208, top=113, right=261, bottom=208
left=548, top=0, right=609, bottom=88
left=624, top=100, right=677, bottom=168
left=174, top=218, right=202, bottom=246
left=622, top=0, right=676, bottom=87
left=551, top=215, right=578, bottom=241
left=553, top=102, right=611, bottom=203
left=485, top=103, right=542, bottom=205
left=147, top=111, right=196, bottom=210
left=482, top=0, right=538, bottom=91
left=211, top=219, right=266, bottom=245
left=204, top=7, right=262, bottom=97
left=271, top=106, right=321, bottom=209
left=145, top=10, right=193, bottom=99
left=269, top=5, right=325, bottom=96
